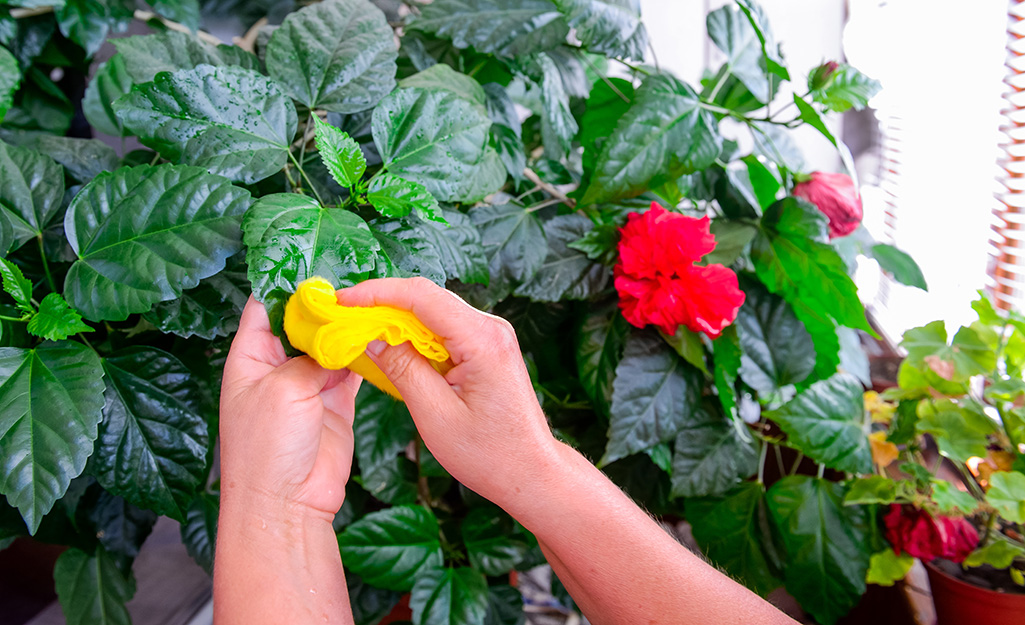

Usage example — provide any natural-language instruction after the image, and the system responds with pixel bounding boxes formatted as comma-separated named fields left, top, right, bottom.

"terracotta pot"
left=926, top=561, right=1025, bottom=625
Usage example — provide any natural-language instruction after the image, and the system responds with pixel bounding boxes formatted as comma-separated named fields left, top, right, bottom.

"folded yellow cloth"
left=283, top=277, right=452, bottom=400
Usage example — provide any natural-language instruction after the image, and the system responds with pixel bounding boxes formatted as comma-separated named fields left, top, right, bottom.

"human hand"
left=219, top=297, right=362, bottom=520
left=336, top=278, right=562, bottom=513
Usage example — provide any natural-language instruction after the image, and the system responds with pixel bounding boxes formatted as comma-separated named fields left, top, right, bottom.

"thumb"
left=365, top=340, right=455, bottom=408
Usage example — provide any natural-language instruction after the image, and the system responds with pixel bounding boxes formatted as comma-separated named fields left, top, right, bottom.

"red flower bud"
left=883, top=504, right=979, bottom=564
left=792, top=171, right=863, bottom=238
left=809, top=61, right=840, bottom=91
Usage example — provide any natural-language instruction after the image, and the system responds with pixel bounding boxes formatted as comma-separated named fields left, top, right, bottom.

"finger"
left=224, top=297, right=288, bottom=383
left=365, top=340, right=458, bottom=410
left=320, top=369, right=360, bottom=425
left=264, top=355, right=336, bottom=401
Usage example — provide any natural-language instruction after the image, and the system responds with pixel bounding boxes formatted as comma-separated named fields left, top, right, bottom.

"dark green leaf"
left=602, top=330, right=700, bottom=465
left=56, top=0, right=134, bottom=57
left=181, top=492, right=218, bottom=575
left=373, top=87, right=503, bottom=202
left=582, top=74, right=722, bottom=204
left=410, top=566, right=489, bottom=625
left=704, top=220, right=757, bottom=266
left=0, top=256, right=33, bottom=314
left=810, top=64, right=880, bottom=114
left=767, top=477, right=870, bottom=625
left=54, top=547, right=135, bottom=625
left=27, top=293, right=92, bottom=341
left=0, top=45, right=19, bottom=122
left=0, top=342, right=104, bottom=534
left=843, top=476, right=896, bottom=505
left=706, top=2, right=771, bottom=102
left=151, top=0, right=201, bottom=33
left=537, top=52, right=577, bottom=160
left=64, top=164, right=251, bottom=321
left=712, top=325, right=742, bottom=421
left=461, top=507, right=528, bottom=576
left=348, top=573, right=402, bottom=625
left=359, top=455, right=418, bottom=505
left=373, top=211, right=486, bottom=285
left=78, top=485, right=158, bottom=572
left=266, top=0, right=397, bottom=113
left=3, top=67, right=72, bottom=134
left=791, top=299, right=842, bottom=387
left=567, top=221, right=618, bottom=264
left=514, top=214, right=610, bottom=302
left=742, top=154, right=780, bottom=208
left=92, top=347, right=208, bottom=521
left=576, top=301, right=628, bottom=417
left=792, top=94, right=836, bottom=146
left=736, top=284, right=815, bottom=395
left=368, top=173, right=443, bottom=223
left=837, top=327, right=870, bottom=387
left=82, top=54, right=133, bottom=137
left=114, top=65, right=298, bottom=184
left=314, top=116, right=366, bottom=189
left=353, top=385, right=417, bottom=473
left=113, top=31, right=259, bottom=83
left=243, top=193, right=379, bottom=301
left=471, top=202, right=547, bottom=292
left=338, top=505, right=444, bottom=592
left=144, top=263, right=249, bottom=340
left=371, top=218, right=446, bottom=284
left=553, top=0, right=647, bottom=60
left=484, top=585, right=524, bottom=625
left=400, top=63, right=486, bottom=106
left=750, top=121, right=803, bottom=172
left=767, top=374, right=872, bottom=474
left=671, top=404, right=758, bottom=498
left=660, top=326, right=709, bottom=376
left=579, top=76, right=633, bottom=177
left=31, top=136, right=119, bottom=182
left=411, top=0, right=569, bottom=58
left=687, top=482, right=782, bottom=596
left=0, top=140, right=64, bottom=253
left=870, top=243, right=927, bottom=290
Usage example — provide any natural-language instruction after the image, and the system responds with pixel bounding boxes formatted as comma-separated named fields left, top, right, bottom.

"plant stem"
left=149, top=151, right=161, bottom=166
left=609, top=56, right=651, bottom=77
left=981, top=511, right=996, bottom=545
left=954, top=461, right=987, bottom=500
left=286, top=151, right=325, bottom=205
left=816, top=463, right=826, bottom=479
left=36, top=235, right=57, bottom=294
left=0, top=314, right=27, bottom=323
left=526, top=197, right=568, bottom=212
left=756, top=442, right=769, bottom=484
left=522, top=168, right=576, bottom=208
left=707, top=68, right=731, bottom=102
left=788, top=452, right=805, bottom=476
left=579, top=54, right=632, bottom=103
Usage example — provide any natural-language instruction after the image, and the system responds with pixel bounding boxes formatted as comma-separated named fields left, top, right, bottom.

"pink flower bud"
left=792, top=171, right=863, bottom=238
left=809, top=61, right=840, bottom=91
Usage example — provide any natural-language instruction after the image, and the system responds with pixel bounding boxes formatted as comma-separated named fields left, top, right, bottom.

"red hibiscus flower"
left=614, top=203, right=745, bottom=338
left=883, top=504, right=979, bottom=564
left=792, top=171, right=863, bottom=238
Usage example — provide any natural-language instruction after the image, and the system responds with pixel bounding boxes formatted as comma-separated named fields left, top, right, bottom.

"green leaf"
left=461, top=507, right=528, bottom=576
left=579, top=76, right=633, bottom=176
left=514, top=214, right=610, bottom=302
left=82, top=54, right=133, bottom=137
left=56, top=0, right=134, bottom=57
left=735, top=0, right=788, bottom=80
left=742, top=154, right=781, bottom=208
left=371, top=217, right=446, bottom=284
left=791, top=299, right=842, bottom=387
left=843, top=476, right=896, bottom=505
left=553, top=0, right=647, bottom=60
left=359, top=455, right=418, bottom=505
left=537, top=52, right=578, bottom=160
left=582, top=74, right=723, bottom=204
left=870, top=243, right=927, bottom=290
left=63, top=164, right=250, bottom=322
left=373, top=87, right=503, bottom=203
left=576, top=301, right=629, bottom=418
left=987, top=471, right=1025, bottom=523
left=659, top=326, right=709, bottom=376
left=916, top=403, right=993, bottom=462
left=144, top=263, right=249, bottom=340
left=602, top=330, right=701, bottom=465
left=706, top=2, right=771, bottom=102
left=484, top=83, right=526, bottom=182
left=0, top=342, right=104, bottom=534
left=411, top=0, right=569, bottom=58
left=484, top=585, right=524, bottom=625
left=374, top=211, right=487, bottom=285
left=767, top=374, right=872, bottom=474
left=670, top=403, right=758, bottom=498
left=180, top=492, right=218, bottom=576
left=712, top=325, right=742, bottom=421
left=265, top=0, right=397, bottom=113
left=314, top=116, right=366, bottom=189
left=3, top=67, right=72, bottom=134
left=243, top=193, right=380, bottom=302
left=338, top=505, right=444, bottom=592
left=113, top=31, right=259, bottom=83
left=752, top=198, right=872, bottom=334
left=78, top=485, right=158, bottom=572
left=26, top=293, right=92, bottom=341
left=368, top=173, right=444, bottom=223
left=0, top=140, right=64, bottom=253
left=471, top=202, right=547, bottom=292
left=900, top=321, right=993, bottom=383
left=810, top=64, right=881, bottom=114
left=0, top=45, right=19, bottom=123
left=704, top=220, right=758, bottom=266
left=151, top=0, right=201, bottom=33
left=410, top=566, right=489, bottom=625
left=353, top=385, right=417, bottom=473
left=866, top=550, right=913, bottom=587
left=767, top=476, right=870, bottom=625
left=0, top=256, right=33, bottom=314
left=92, top=347, right=208, bottom=521
left=114, top=65, right=298, bottom=184
left=750, top=121, right=803, bottom=172
left=964, top=540, right=1025, bottom=569
left=31, top=136, right=120, bottom=182
left=399, top=63, right=485, bottom=106
left=792, top=94, right=836, bottom=146
left=347, top=573, right=402, bottom=625
left=686, top=482, right=782, bottom=596
left=736, top=284, right=816, bottom=395
left=930, top=480, right=978, bottom=515
left=54, top=547, right=135, bottom=625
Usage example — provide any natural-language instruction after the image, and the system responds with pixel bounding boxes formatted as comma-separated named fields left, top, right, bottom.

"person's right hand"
left=335, top=278, right=562, bottom=511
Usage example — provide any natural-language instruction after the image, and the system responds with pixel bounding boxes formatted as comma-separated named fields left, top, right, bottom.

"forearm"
left=505, top=443, right=795, bottom=625
left=213, top=492, right=353, bottom=625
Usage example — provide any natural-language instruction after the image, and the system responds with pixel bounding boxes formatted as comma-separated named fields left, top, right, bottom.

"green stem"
left=0, top=314, right=27, bottom=323
left=297, top=117, right=313, bottom=178
left=788, top=452, right=805, bottom=476
left=580, top=53, right=631, bottom=103
left=149, top=151, right=161, bottom=166
left=286, top=151, right=324, bottom=205
left=756, top=442, right=769, bottom=484
left=36, top=235, right=57, bottom=294
left=816, top=463, right=826, bottom=479
left=954, top=461, right=986, bottom=500
left=467, top=59, right=488, bottom=77
left=981, top=511, right=996, bottom=545
left=707, top=68, right=731, bottom=102
left=609, top=56, right=651, bottom=77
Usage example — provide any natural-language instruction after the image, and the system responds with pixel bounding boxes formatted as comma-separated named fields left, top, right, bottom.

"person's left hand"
left=219, top=297, right=361, bottom=519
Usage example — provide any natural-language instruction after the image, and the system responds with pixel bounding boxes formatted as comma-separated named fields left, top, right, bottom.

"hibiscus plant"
left=855, top=295, right=1025, bottom=591
left=0, top=0, right=928, bottom=624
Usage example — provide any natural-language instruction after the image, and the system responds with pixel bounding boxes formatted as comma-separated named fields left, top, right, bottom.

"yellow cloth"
left=283, top=277, right=452, bottom=400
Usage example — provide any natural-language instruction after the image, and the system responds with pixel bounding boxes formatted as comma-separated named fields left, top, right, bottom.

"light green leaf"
left=0, top=140, right=64, bottom=253
left=660, top=326, right=709, bottom=376
left=26, top=293, right=92, bottom=341
left=843, top=476, right=896, bottom=505
left=870, top=243, right=927, bottom=290
left=0, top=257, right=33, bottom=315
left=900, top=321, right=994, bottom=383
left=553, top=0, right=647, bottom=60
left=54, top=547, right=135, bottom=625
left=314, top=116, right=366, bottom=189
left=92, top=348, right=208, bottom=521
left=461, top=507, right=528, bottom=576
left=0, top=342, right=104, bottom=534
left=514, top=214, right=610, bottom=302
left=931, top=480, right=978, bottom=515
left=713, top=325, right=742, bottom=421
left=411, top=0, right=569, bottom=59
left=243, top=193, right=380, bottom=302
left=810, top=64, right=881, bottom=114
left=114, top=65, right=298, bottom=184
left=399, top=63, right=485, bottom=106
left=113, top=31, right=260, bottom=83
left=368, top=173, right=443, bottom=223
left=766, top=374, right=873, bottom=474
left=265, top=0, right=397, bottom=113
left=353, top=385, right=417, bottom=474
left=56, top=0, right=134, bottom=57
left=410, top=566, right=489, bottom=625
left=793, top=93, right=836, bottom=146
left=582, top=74, right=722, bottom=204
left=987, top=471, right=1025, bottom=523
left=82, top=54, right=133, bottom=137
left=338, top=505, right=444, bottom=592
left=670, top=404, right=758, bottom=498
left=31, top=136, right=120, bottom=182
left=0, top=45, right=19, bottom=123
left=916, top=403, right=993, bottom=462
left=537, top=52, right=577, bottom=160
left=866, top=550, right=913, bottom=586
left=63, top=164, right=251, bottom=322
left=736, top=283, right=816, bottom=395
left=576, top=301, right=629, bottom=418
left=471, top=202, right=547, bottom=292
left=964, top=540, right=1025, bottom=569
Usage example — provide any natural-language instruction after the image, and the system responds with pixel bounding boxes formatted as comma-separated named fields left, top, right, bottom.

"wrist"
left=220, top=478, right=338, bottom=529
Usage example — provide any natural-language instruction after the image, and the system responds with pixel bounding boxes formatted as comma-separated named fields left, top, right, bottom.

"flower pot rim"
left=924, top=559, right=1025, bottom=600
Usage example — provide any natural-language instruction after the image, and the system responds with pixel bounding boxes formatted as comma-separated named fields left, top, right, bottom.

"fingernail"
left=366, top=340, right=386, bottom=357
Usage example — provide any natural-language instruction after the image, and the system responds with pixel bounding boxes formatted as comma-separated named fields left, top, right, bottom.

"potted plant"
left=0, top=0, right=917, bottom=623
left=846, top=294, right=1025, bottom=624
